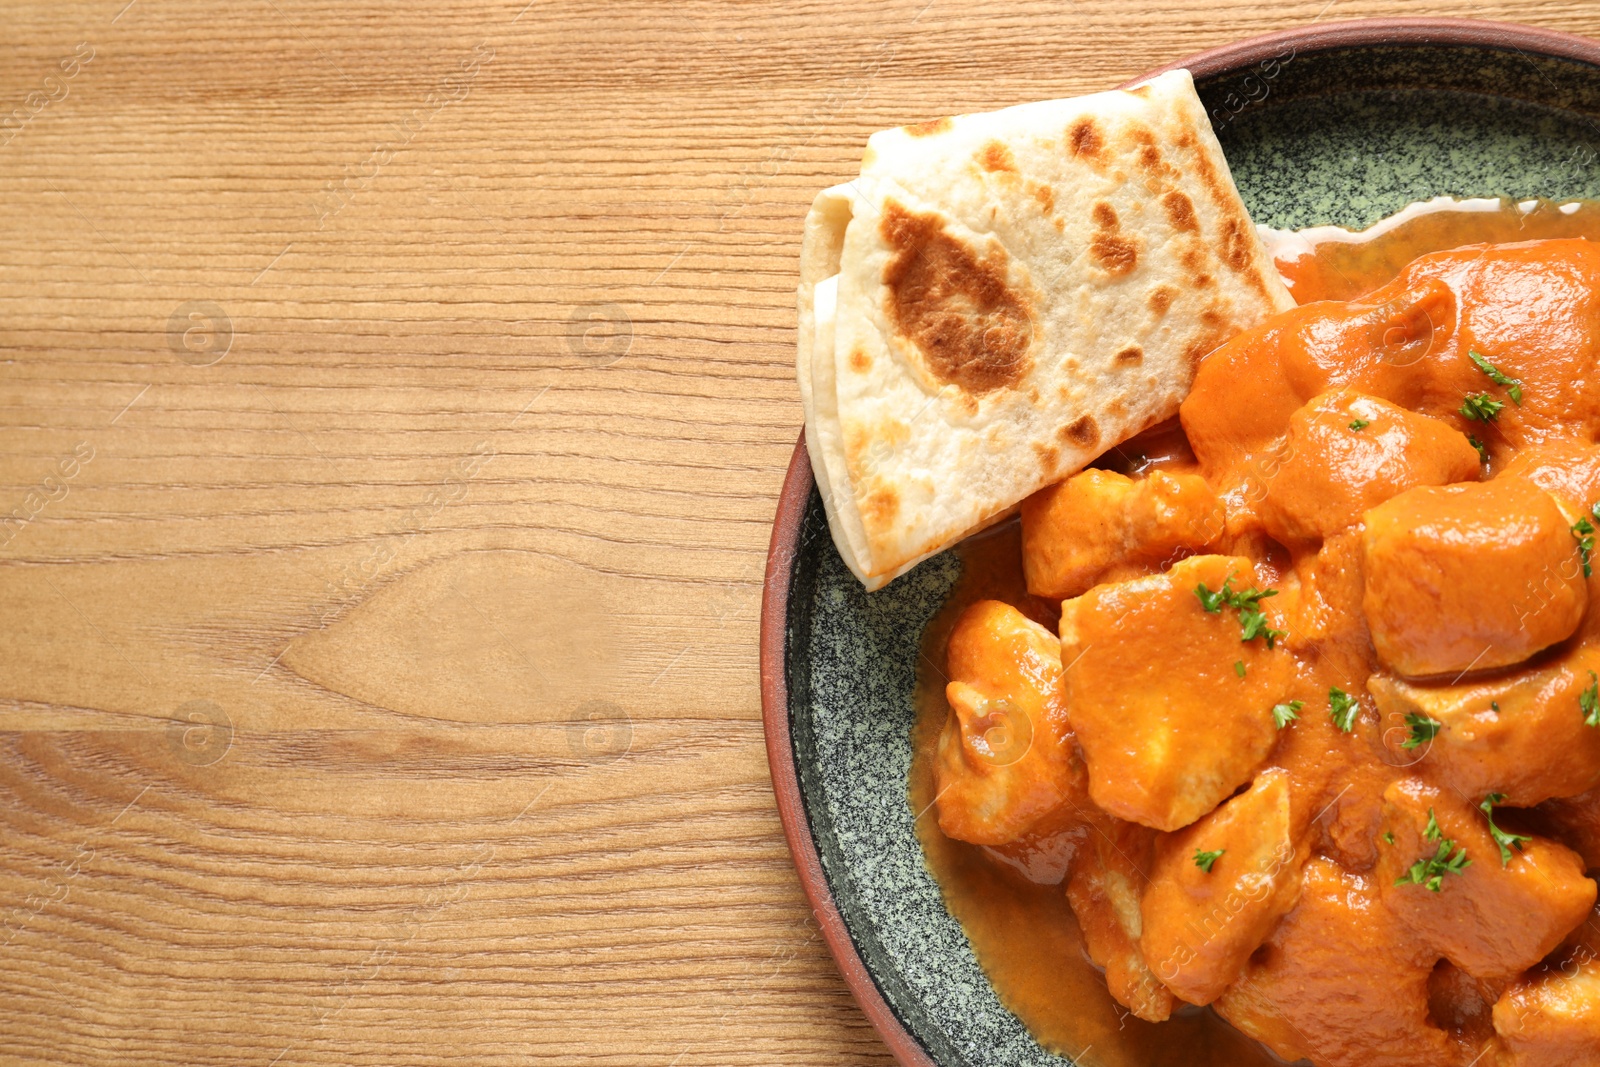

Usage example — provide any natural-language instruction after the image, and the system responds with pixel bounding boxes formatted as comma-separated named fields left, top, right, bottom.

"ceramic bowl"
left=761, top=19, right=1600, bottom=1067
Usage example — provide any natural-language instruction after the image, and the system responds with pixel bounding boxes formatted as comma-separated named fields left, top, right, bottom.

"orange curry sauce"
left=909, top=199, right=1600, bottom=1067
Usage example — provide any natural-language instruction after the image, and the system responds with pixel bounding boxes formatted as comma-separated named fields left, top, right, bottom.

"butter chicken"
left=918, top=225, right=1600, bottom=1066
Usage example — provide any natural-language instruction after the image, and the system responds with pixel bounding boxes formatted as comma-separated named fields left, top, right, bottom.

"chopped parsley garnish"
left=1234, top=660, right=1246, bottom=679
left=1195, top=574, right=1273, bottom=614
left=1395, top=808, right=1470, bottom=892
left=1239, top=608, right=1286, bottom=648
left=1575, top=517, right=1596, bottom=578
left=1348, top=418, right=1370, bottom=431
left=1382, top=831, right=1395, bottom=845
left=1468, top=436, right=1489, bottom=464
left=1194, top=849, right=1224, bottom=873
left=1399, top=840, right=1471, bottom=892
left=1328, top=687, right=1360, bottom=732
left=1194, top=574, right=1286, bottom=649
left=1460, top=394, right=1505, bottom=422
left=1469, top=350, right=1524, bottom=404
left=1401, top=712, right=1442, bottom=750
left=1479, top=793, right=1531, bottom=867
left=1195, top=580, right=1229, bottom=613
left=1272, top=700, right=1303, bottom=729
left=1583, top=670, right=1600, bottom=727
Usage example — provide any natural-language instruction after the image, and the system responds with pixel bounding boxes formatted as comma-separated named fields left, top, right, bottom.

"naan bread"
left=798, top=69, right=1293, bottom=590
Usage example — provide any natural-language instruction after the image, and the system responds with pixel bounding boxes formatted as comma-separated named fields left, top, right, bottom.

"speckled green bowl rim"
left=759, top=18, right=1600, bottom=1067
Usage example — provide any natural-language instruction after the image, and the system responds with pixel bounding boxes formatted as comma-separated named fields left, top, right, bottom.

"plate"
left=761, top=19, right=1600, bottom=1067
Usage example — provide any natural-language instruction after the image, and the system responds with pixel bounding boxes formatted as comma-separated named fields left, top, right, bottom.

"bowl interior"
left=781, top=35, right=1600, bottom=1067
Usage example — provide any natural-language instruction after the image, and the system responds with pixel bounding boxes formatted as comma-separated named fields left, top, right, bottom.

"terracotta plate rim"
left=759, top=17, right=1600, bottom=1067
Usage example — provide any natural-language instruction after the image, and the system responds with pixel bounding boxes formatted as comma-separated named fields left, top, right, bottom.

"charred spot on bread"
left=1180, top=145, right=1276, bottom=302
left=1092, top=201, right=1120, bottom=231
left=1033, top=183, right=1056, bottom=214
left=1127, top=126, right=1177, bottom=180
left=849, top=348, right=872, bottom=372
left=1220, top=217, right=1252, bottom=272
left=1033, top=442, right=1061, bottom=472
left=1148, top=285, right=1175, bottom=316
left=862, top=485, right=900, bottom=527
left=1188, top=132, right=1229, bottom=207
left=1160, top=190, right=1199, bottom=233
left=1069, top=117, right=1104, bottom=160
left=1061, top=415, right=1101, bottom=449
left=905, top=117, right=953, bottom=137
left=880, top=201, right=1034, bottom=395
left=979, top=141, right=1017, bottom=173
left=1185, top=329, right=1229, bottom=365
left=1091, top=233, right=1139, bottom=276
left=1116, top=344, right=1144, bottom=365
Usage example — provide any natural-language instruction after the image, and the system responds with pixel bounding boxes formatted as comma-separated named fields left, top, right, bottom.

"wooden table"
left=2, top=2, right=1596, bottom=1063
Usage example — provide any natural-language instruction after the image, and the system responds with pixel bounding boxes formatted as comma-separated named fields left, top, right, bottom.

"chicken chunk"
left=1494, top=942, right=1600, bottom=1066
left=1411, top=239, right=1600, bottom=450
left=1020, top=467, right=1221, bottom=599
left=934, top=600, right=1086, bottom=846
left=1181, top=277, right=1456, bottom=477
left=1378, top=777, right=1595, bottom=980
left=1368, top=646, right=1600, bottom=807
left=1288, top=530, right=1369, bottom=649
left=1502, top=439, right=1600, bottom=517
left=1184, top=240, right=1600, bottom=474
left=1059, top=554, right=1287, bottom=831
left=1258, top=390, right=1480, bottom=548
left=1362, top=477, right=1587, bottom=677
left=1064, top=818, right=1174, bottom=1023
left=1140, top=769, right=1308, bottom=1005
left=1213, top=857, right=1454, bottom=1067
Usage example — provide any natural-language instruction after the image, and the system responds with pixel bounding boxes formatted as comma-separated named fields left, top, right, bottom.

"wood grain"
left=2, top=1, right=1599, bottom=1063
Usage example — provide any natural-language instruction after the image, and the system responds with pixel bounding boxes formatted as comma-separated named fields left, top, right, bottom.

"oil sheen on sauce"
left=906, top=197, right=1600, bottom=1066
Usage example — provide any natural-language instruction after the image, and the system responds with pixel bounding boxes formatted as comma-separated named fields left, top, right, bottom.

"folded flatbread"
left=798, top=68, right=1293, bottom=590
